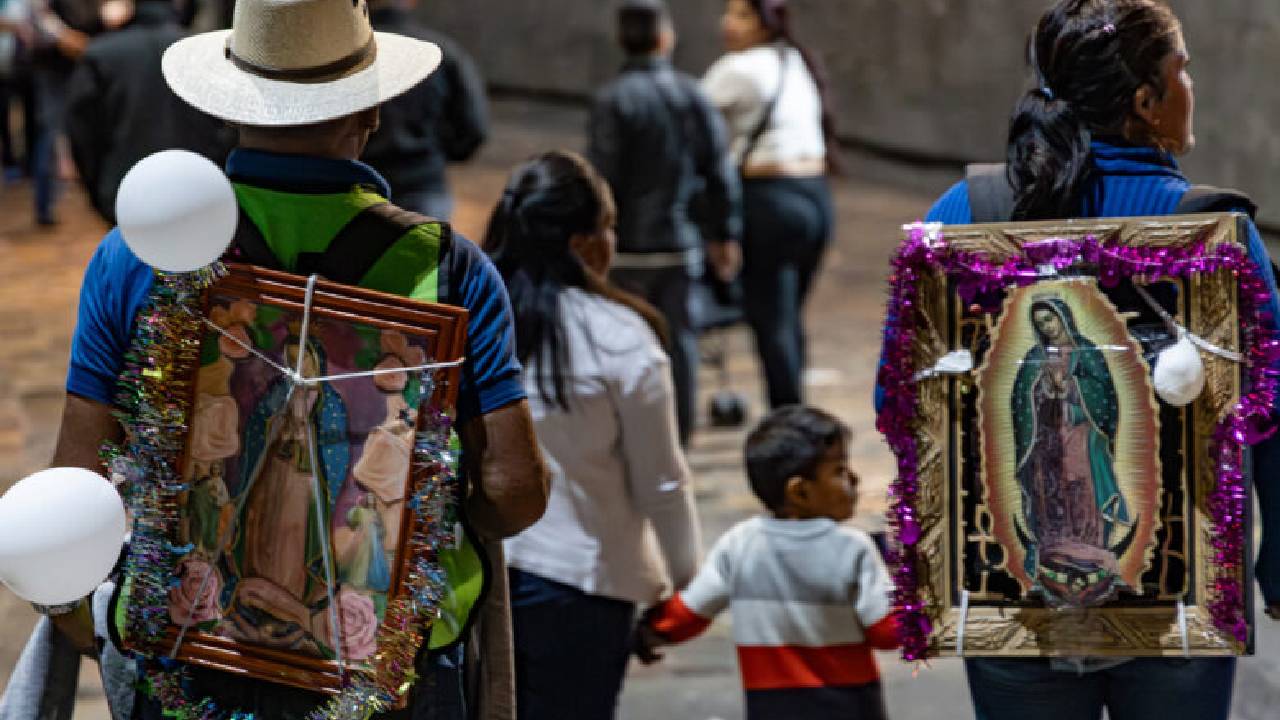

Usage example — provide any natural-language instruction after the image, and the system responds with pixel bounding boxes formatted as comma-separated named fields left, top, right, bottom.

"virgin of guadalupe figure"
left=226, top=337, right=351, bottom=655
left=1011, top=297, right=1134, bottom=606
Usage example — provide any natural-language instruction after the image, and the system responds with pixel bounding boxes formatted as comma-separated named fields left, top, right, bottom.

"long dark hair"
left=483, top=150, right=666, bottom=410
left=1007, top=0, right=1181, bottom=220
left=746, top=0, right=841, bottom=173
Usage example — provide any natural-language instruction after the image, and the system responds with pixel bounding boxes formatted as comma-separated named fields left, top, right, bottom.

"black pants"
left=746, top=683, right=888, bottom=720
left=741, top=176, right=834, bottom=408
left=0, top=71, right=36, bottom=171
left=611, top=265, right=698, bottom=445
left=510, top=568, right=636, bottom=720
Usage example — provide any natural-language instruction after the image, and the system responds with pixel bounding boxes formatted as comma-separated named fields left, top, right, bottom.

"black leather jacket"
left=63, top=3, right=234, bottom=222
left=587, top=57, right=741, bottom=255
left=361, top=7, right=488, bottom=197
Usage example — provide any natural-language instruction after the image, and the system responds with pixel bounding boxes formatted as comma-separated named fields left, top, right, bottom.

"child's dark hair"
left=618, top=0, right=668, bottom=56
left=744, top=406, right=850, bottom=511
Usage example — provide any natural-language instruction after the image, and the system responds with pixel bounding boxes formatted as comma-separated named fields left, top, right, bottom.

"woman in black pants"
left=703, top=0, right=835, bottom=408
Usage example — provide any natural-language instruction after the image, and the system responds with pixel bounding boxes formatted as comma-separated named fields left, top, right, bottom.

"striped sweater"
left=648, top=516, right=898, bottom=718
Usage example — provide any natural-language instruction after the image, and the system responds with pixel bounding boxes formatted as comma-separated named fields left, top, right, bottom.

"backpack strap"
left=965, top=163, right=1016, bottom=223
left=230, top=202, right=451, bottom=287
left=227, top=206, right=283, bottom=270
left=740, top=44, right=789, bottom=171
left=1175, top=185, right=1258, bottom=219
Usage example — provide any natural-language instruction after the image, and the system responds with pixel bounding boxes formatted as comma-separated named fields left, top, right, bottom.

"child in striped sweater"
left=636, top=406, right=899, bottom=719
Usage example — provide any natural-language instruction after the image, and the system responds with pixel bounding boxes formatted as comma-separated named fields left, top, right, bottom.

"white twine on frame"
left=912, top=349, right=975, bottom=383
left=1134, top=283, right=1243, bottom=363
left=957, top=589, right=971, bottom=657
left=1176, top=599, right=1191, bottom=658
left=170, top=273, right=462, bottom=667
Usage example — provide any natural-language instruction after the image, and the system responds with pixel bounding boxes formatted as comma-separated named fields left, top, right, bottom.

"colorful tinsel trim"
left=877, top=223, right=1278, bottom=661
left=104, top=269, right=459, bottom=719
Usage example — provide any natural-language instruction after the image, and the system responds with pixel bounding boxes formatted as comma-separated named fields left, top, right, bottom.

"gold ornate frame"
left=907, top=214, right=1251, bottom=657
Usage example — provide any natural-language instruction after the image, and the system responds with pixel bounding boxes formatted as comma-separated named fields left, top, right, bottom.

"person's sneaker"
left=3, top=165, right=23, bottom=183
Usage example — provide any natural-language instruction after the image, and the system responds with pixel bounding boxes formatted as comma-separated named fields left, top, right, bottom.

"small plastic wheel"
left=708, top=391, right=748, bottom=428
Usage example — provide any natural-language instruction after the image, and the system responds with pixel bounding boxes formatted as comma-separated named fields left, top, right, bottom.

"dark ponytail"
left=1007, top=0, right=1181, bottom=220
left=747, top=0, right=842, bottom=173
left=483, top=150, right=666, bottom=410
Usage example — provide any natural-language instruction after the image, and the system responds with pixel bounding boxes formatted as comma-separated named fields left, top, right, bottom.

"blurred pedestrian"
left=64, top=0, right=233, bottom=224
left=588, top=0, right=742, bottom=446
left=360, top=0, right=487, bottom=219
left=27, top=0, right=116, bottom=224
left=485, top=150, right=703, bottom=720
left=1, top=0, right=38, bottom=180
left=636, top=406, right=898, bottom=720
left=703, top=0, right=835, bottom=409
left=877, top=1, right=1280, bottom=719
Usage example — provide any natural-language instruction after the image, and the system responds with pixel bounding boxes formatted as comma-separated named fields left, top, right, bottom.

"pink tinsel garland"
left=877, top=224, right=1278, bottom=660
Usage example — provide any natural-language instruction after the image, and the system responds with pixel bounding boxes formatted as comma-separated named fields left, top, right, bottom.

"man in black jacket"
left=361, top=0, right=487, bottom=220
left=588, top=0, right=741, bottom=446
left=64, top=0, right=233, bottom=224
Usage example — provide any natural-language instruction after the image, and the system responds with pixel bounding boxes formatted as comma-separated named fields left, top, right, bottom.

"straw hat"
left=162, top=0, right=442, bottom=127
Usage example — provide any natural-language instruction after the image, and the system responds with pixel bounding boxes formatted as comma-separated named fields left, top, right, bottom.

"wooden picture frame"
left=887, top=214, right=1255, bottom=658
left=121, top=263, right=467, bottom=694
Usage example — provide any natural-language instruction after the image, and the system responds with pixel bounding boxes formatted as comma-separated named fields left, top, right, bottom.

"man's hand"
left=53, top=27, right=88, bottom=58
left=705, top=240, right=742, bottom=283
left=100, top=0, right=133, bottom=29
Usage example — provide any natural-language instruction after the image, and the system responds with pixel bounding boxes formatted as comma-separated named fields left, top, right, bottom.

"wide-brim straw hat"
left=162, top=0, right=442, bottom=127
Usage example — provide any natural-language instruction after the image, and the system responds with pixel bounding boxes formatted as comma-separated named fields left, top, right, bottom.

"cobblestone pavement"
left=0, top=98, right=1277, bottom=719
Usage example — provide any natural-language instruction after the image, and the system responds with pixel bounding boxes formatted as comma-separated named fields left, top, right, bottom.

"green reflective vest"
left=231, top=183, right=484, bottom=651
left=116, top=182, right=485, bottom=654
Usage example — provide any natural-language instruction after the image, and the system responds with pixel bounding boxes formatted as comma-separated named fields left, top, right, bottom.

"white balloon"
left=116, top=149, right=238, bottom=273
left=0, top=468, right=127, bottom=606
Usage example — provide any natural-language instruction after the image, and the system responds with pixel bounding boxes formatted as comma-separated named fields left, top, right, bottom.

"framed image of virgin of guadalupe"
left=878, top=214, right=1265, bottom=659
left=110, top=263, right=468, bottom=704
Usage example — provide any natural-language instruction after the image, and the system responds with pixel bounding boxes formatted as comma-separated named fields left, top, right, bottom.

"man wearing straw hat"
left=36, top=0, right=551, bottom=717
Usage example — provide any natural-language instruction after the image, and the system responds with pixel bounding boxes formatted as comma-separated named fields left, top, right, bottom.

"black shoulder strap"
left=1175, top=185, right=1276, bottom=285
left=965, top=163, right=1016, bottom=223
left=740, top=44, right=789, bottom=170
left=228, top=207, right=282, bottom=269
left=1175, top=185, right=1257, bottom=219
left=231, top=203, right=452, bottom=287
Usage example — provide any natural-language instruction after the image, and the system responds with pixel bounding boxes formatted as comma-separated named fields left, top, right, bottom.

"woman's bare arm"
left=459, top=399, right=549, bottom=540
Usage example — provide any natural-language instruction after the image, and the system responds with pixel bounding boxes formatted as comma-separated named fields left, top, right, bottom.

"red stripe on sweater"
left=864, top=613, right=902, bottom=650
left=736, top=643, right=881, bottom=691
left=649, top=593, right=713, bottom=643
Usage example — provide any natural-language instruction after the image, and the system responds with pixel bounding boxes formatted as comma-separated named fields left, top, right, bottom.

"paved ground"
left=0, top=98, right=1276, bottom=718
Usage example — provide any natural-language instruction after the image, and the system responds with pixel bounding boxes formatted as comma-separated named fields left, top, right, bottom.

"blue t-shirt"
left=66, top=150, right=524, bottom=423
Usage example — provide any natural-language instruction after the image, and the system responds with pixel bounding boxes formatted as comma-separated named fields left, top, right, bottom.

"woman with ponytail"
left=703, top=0, right=835, bottom=409
left=486, top=151, right=702, bottom=719
left=880, top=1, right=1280, bottom=718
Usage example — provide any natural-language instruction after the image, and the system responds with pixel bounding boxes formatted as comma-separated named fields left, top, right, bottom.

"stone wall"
left=418, top=0, right=1280, bottom=224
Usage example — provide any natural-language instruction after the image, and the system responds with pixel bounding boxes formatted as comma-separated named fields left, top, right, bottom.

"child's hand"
left=632, top=615, right=667, bottom=665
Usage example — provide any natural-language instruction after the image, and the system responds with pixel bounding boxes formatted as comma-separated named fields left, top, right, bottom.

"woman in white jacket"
left=484, top=150, right=702, bottom=720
